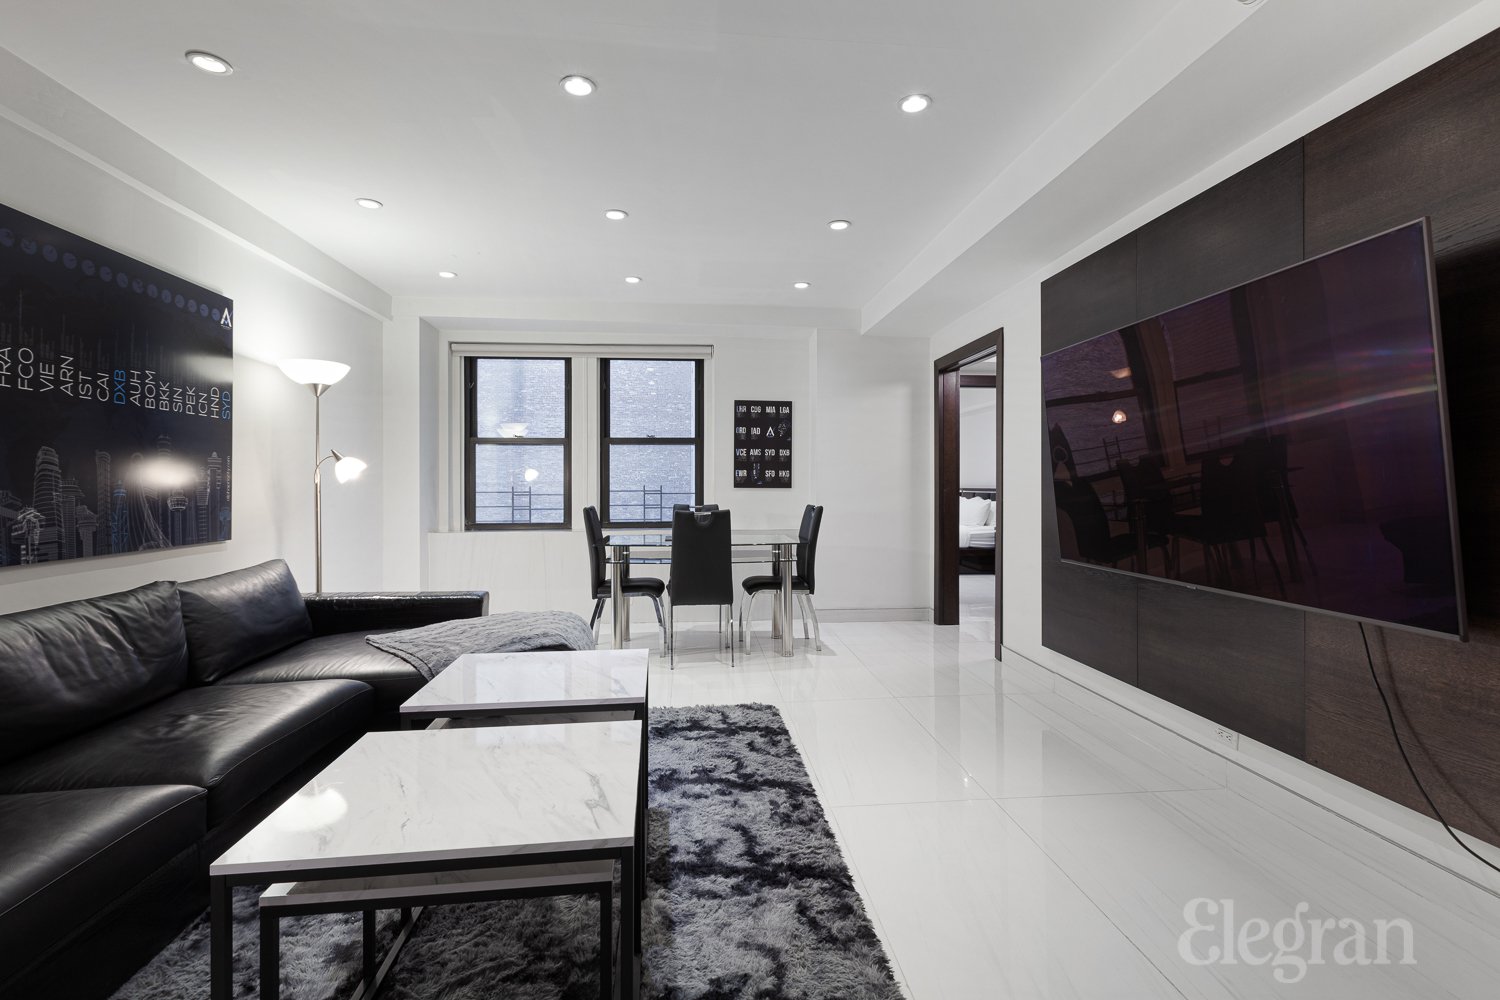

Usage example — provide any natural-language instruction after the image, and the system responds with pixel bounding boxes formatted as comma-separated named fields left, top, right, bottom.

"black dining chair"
left=583, top=505, right=667, bottom=647
left=666, top=508, right=736, bottom=668
left=740, top=503, right=823, bottom=652
left=671, top=503, right=719, bottom=513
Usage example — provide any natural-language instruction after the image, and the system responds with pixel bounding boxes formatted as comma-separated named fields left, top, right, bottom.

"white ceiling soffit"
left=862, top=0, right=1498, bottom=337
left=0, top=1, right=1493, bottom=338
left=0, top=0, right=1178, bottom=317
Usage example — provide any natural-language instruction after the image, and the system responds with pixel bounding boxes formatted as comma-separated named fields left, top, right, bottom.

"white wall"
left=958, top=386, right=997, bottom=490
left=812, top=330, right=932, bottom=615
left=418, top=326, right=817, bottom=622
left=0, top=65, right=388, bottom=612
left=381, top=320, right=932, bottom=620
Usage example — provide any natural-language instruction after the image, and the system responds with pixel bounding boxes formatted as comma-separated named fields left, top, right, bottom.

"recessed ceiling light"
left=792, top=281, right=811, bottom=290
left=828, top=220, right=851, bottom=231
left=437, top=270, right=457, bottom=279
left=354, top=198, right=383, bottom=210
left=898, top=93, right=932, bottom=114
left=604, top=209, right=629, bottom=221
left=185, top=51, right=233, bottom=76
left=561, top=75, right=596, bottom=97
left=624, top=276, right=642, bottom=284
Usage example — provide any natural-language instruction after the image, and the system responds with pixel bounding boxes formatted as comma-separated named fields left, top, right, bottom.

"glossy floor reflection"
left=610, top=618, right=1500, bottom=999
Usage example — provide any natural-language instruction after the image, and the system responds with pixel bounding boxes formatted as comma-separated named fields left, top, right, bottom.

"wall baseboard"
left=1001, top=643, right=1500, bottom=900
left=818, top=606, right=932, bottom=623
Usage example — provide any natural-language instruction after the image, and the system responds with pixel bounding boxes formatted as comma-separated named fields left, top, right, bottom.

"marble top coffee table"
left=398, top=648, right=650, bottom=724
left=209, top=721, right=643, bottom=1000
left=398, top=647, right=652, bottom=957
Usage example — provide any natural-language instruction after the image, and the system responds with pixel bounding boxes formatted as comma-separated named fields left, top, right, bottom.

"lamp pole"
left=311, top=383, right=329, bottom=593
left=278, top=359, right=360, bottom=595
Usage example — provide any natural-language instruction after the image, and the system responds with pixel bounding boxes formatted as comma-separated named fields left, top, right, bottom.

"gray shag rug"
left=112, top=703, right=902, bottom=999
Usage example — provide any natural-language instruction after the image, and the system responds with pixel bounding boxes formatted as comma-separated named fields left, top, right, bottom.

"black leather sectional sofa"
left=0, top=559, right=487, bottom=999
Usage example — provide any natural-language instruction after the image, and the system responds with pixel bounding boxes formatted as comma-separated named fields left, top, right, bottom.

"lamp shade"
left=278, top=358, right=350, bottom=386
left=333, top=454, right=367, bottom=484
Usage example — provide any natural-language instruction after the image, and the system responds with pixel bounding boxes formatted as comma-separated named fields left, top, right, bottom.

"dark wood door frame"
left=935, top=329, right=1002, bottom=648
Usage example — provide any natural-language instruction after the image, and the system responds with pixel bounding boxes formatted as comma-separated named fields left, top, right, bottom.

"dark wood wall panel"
left=1298, top=29, right=1500, bottom=840
left=1305, top=616, right=1500, bottom=842
left=1303, top=37, right=1500, bottom=260
left=1040, top=525, right=1139, bottom=684
left=1041, top=233, right=1140, bottom=683
left=1038, top=26, right=1500, bottom=844
left=1040, top=234, right=1137, bottom=353
left=1136, top=142, right=1305, bottom=319
left=1137, top=583, right=1306, bottom=757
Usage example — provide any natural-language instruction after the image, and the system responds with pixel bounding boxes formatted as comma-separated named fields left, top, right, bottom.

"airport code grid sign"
left=732, top=399, right=791, bottom=488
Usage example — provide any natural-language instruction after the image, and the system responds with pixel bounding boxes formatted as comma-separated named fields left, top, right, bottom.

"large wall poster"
left=0, top=203, right=234, bottom=567
left=732, top=399, right=792, bottom=488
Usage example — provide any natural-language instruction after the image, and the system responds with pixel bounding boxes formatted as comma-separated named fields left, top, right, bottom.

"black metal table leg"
left=362, top=909, right=377, bottom=986
left=260, top=905, right=280, bottom=1000
left=598, top=886, right=613, bottom=1000
left=634, top=704, right=648, bottom=956
left=619, top=846, right=638, bottom=1000
left=210, top=875, right=232, bottom=1000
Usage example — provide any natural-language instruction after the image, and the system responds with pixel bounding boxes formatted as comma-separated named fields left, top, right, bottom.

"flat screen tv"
left=1042, top=219, right=1465, bottom=639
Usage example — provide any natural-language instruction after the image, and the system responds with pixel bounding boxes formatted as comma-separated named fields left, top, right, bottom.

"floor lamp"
left=277, top=359, right=367, bottom=593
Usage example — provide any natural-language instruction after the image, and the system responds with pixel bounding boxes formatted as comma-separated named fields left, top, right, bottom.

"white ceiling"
left=0, top=0, right=1179, bottom=311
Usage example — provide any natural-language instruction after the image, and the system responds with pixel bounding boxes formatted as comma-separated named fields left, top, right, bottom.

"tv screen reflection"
left=1042, top=220, right=1464, bottom=638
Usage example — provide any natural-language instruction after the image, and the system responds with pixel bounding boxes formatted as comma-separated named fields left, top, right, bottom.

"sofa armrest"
left=301, top=592, right=490, bottom=636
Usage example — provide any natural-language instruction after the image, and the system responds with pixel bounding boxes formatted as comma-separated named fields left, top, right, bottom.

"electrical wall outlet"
left=1214, top=727, right=1239, bottom=750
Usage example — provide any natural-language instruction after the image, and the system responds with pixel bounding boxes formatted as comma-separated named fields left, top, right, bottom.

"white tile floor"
left=614, top=613, right=1500, bottom=999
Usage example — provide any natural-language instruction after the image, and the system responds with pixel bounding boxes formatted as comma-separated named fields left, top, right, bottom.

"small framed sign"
left=733, top=399, right=792, bottom=488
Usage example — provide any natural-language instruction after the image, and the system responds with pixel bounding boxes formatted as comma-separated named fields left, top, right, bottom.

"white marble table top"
left=211, top=721, right=642, bottom=877
left=400, top=649, right=650, bottom=717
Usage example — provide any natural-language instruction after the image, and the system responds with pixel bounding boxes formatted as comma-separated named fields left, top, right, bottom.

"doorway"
left=934, top=330, right=1002, bottom=653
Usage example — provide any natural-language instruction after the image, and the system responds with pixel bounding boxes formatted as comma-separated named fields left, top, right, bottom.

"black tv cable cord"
left=1358, top=621, right=1500, bottom=876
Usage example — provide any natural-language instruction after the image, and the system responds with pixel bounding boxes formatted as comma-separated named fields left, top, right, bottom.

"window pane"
left=1176, top=376, right=1255, bottom=455
left=607, top=360, right=696, bottom=438
left=607, top=444, right=695, bottom=522
left=473, top=445, right=565, bottom=524
left=474, top=358, right=567, bottom=438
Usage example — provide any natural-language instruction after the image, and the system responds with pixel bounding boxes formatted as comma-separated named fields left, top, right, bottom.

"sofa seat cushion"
left=0, top=786, right=206, bottom=965
left=218, top=631, right=424, bottom=713
left=0, top=680, right=372, bottom=827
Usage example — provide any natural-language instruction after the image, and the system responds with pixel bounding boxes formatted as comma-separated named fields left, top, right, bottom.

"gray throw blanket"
left=367, top=611, right=596, bottom=680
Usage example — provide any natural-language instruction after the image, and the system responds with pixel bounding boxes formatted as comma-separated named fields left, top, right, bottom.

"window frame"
left=598, top=357, right=705, bottom=528
left=463, top=355, right=573, bottom=531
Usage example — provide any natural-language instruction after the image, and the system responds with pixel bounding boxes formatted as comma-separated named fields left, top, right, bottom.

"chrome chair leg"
left=798, top=594, right=811, bottom=640
left=648, top=594, right=668, bottom=650
left=667, top=600, right=674, bottom=669
left=804, top=594, right=823, bottom=652
left=729, top=605, right=736, bottom=668
left=589, top=597, right=606, bottom=641
left=739, top=593, right=752, bottom=652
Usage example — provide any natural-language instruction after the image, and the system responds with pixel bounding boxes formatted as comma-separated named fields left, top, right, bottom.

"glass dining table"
left=602, top=529, right=802, bottom=656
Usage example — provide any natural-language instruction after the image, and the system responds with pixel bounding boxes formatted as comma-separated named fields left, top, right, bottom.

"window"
left=465, top=357, right=571, bottom=529
left=600, top=358, right=703, bottom=525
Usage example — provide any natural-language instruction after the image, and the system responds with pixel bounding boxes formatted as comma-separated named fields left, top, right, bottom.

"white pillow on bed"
left=983, top=499, right=996, bottom=525
left=959, top=495, right=989, bottom=526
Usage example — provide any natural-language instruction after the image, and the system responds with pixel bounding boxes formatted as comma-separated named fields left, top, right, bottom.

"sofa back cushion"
left=178, top=560, right=313, bottom=683
left=0, top=581, right=190, bottom=764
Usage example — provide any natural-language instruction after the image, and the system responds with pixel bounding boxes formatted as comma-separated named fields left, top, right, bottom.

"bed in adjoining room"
left=958, top=488, right=996, bottom=573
